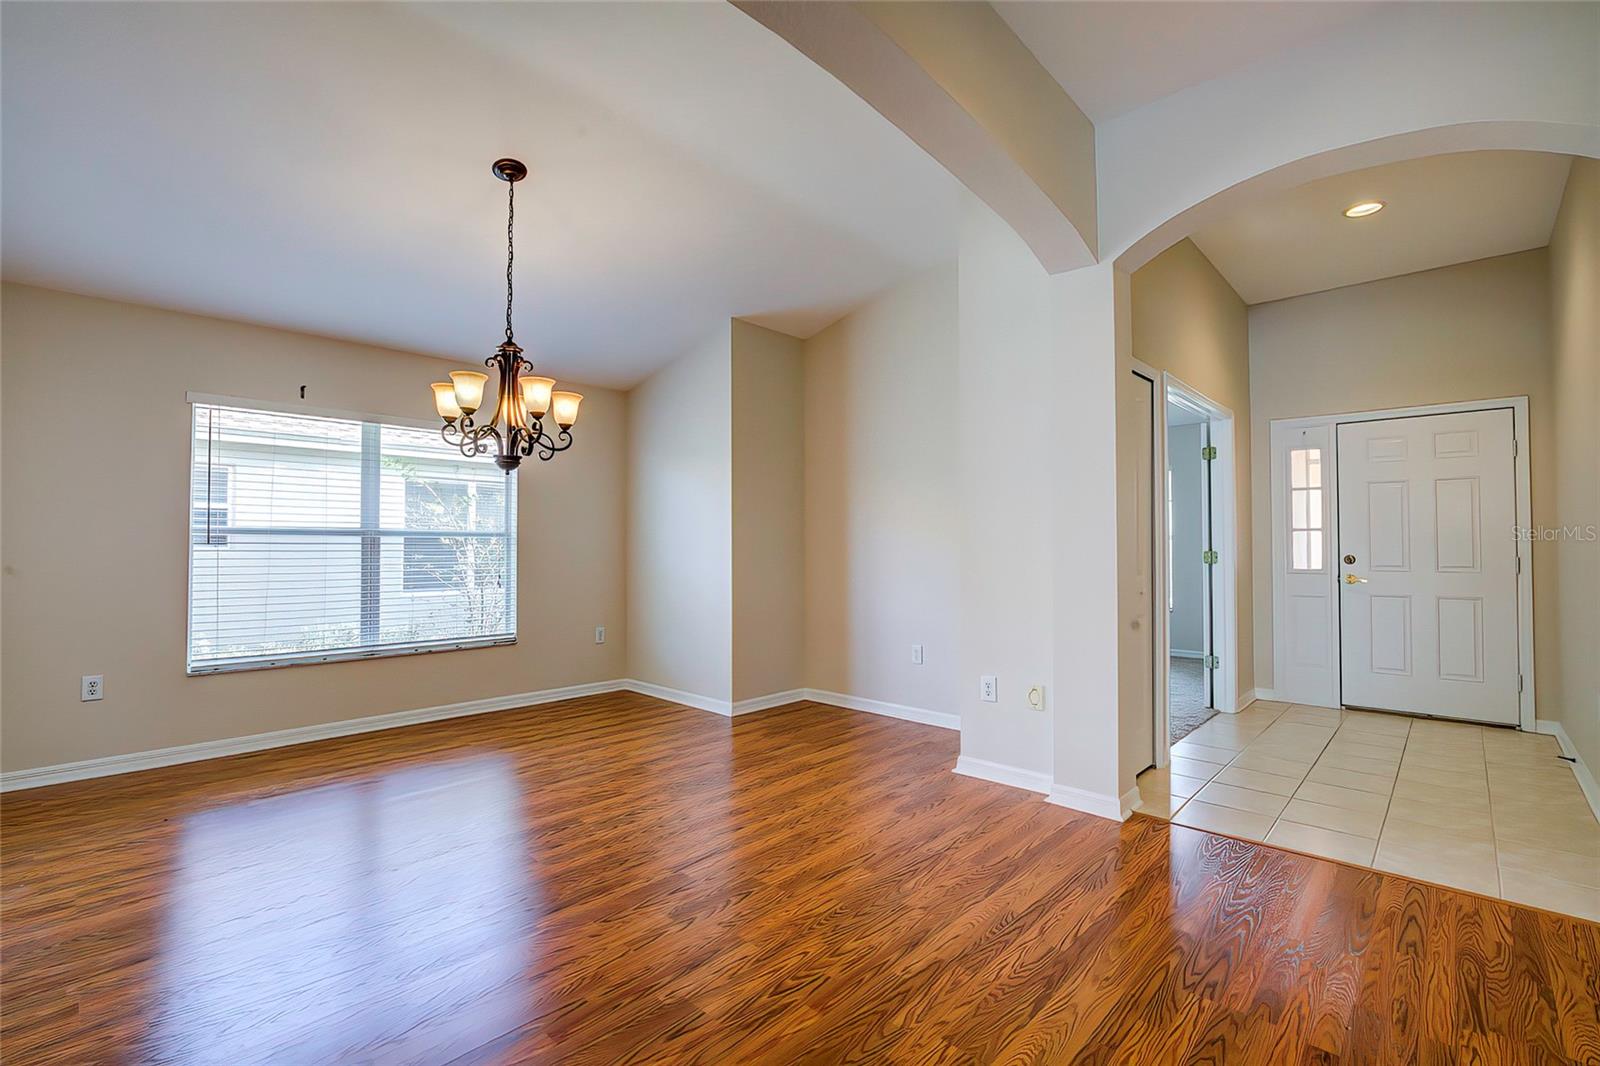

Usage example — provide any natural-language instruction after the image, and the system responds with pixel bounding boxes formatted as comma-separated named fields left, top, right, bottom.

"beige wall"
left=1129, top=238, right=1255, bottom=701
left=1548, top=157, right=1600, bottom=775
left=801, top=266, right=959, bottom=716
left=0, top=283, right=627, bottom=773
left=625, top=327, right=732, bottom=702
left=731, top=320, right=804, bottom=702
left=1247, top=249, right=1556, bottom=701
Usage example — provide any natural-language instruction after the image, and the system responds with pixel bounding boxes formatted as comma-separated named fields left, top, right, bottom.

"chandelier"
left=431, top=158, right=581, bottom=473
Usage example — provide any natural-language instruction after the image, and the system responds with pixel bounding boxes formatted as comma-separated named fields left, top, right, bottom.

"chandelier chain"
left=505, top=179, right=515, bottom=343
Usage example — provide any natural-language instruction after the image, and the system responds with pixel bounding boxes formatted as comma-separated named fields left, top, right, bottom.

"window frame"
left=1287, top=446, right=1326, bottom=573
left=184, top=394, right=518, bottom=676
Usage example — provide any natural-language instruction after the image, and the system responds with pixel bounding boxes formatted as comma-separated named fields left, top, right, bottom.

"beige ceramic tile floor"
left=1136, top=700, right=1600, bottom=922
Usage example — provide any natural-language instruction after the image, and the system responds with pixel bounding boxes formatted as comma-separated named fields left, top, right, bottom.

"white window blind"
left=188, top=401, right=516, bottom=674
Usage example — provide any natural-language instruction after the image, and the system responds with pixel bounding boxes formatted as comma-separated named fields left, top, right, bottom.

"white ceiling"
left=1, top=2, right=957, bottom=388
left=1189, top=151, right=1574, bottom=305
left=994, top=1, right=1381, bottom=122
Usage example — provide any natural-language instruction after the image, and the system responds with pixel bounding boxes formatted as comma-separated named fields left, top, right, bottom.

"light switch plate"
left=595, top=625, right=607, bottom=645
left=911, top=644, right=924, bottom=665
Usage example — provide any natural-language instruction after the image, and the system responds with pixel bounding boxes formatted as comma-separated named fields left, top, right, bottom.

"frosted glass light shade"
left=520, top=376, right=555, bottom=417
left=431, top=382, right=462, bottom=420
left=550, top=391, right=583, bottom=429
left=449, top=370, right=489, bottom=415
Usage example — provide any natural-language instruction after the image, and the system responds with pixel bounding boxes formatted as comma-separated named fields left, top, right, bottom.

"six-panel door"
left=1336, top=409, right=1520, bottom=725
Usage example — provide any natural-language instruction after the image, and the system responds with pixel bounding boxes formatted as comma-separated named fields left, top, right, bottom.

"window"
left=401, top=479, right=507, bottom=592
left=192, top=465, right=231, bottom=547
left=187, top=401, right=516, bottom=674
left=1289, top=447, right=1324, bottom=571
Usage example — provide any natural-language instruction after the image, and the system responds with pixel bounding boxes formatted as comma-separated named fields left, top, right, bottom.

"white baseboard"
left=803, top=688, right=959, bottom=730
left=1046, top=782, right=1131, bottom=822
left=1253, top=688, right=1282, bottom=702
left=1535, top=719, right=1600, bottom=821
left=1235, top=689, right=1260, bottom=712
left=1, top=679, right=962, bottom=792
left=621, top=679, right=733, bottom=716
left=0, top=679, right=629, bottom=793
left=953, top=755, right=1051, bottom=794
left=730, top=689, right=807, bottom=716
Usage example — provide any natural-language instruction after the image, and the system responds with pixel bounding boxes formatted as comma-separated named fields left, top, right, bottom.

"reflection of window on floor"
left=1289, top=447, right=1325, bottom=571
left=153, top=757, right=528, bottom=1064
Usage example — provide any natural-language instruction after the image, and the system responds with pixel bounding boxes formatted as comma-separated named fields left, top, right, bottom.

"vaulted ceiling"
left=1, top=2, right=957, bottom=388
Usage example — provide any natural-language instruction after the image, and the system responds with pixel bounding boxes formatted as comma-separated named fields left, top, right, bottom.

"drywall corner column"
left=1051, top=261, right=1126, bottom=807
left=956, top=192, right=1056, bottom=779
left=731, top=320, right=805, bottom=702
left=626, top=326, right=734, bottom=703
left=1548, top=155, right=1600, bottom=776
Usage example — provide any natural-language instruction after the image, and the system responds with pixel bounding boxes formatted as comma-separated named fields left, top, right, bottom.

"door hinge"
left=1518, top=674, right=1524, bottom=694
left=1203, top=654, right=1220, bottom=670
left=1201, top=445, right=1218, bottom=461
left=1516, top=556, right=1523, bottom=575
left=1202, top=549, right=1219, bottom=565
left=1513, top=437, right=1518, bottom=457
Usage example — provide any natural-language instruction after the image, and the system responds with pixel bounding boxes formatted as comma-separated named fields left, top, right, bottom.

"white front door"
left=1336, top=409, right=1521, bottom=725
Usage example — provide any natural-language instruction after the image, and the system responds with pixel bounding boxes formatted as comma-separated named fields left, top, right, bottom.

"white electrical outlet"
left=595, top=625, right=607, bottom=645
left=1027, top=684, right=1046, bottom=711
left=81, top=675, right=104, bottom=702
left=980, top=675, right=997, bottom=703
left=911, top=644, right=924, bottom=665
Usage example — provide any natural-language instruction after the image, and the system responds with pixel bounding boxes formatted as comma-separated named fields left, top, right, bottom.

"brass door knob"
left=1344, top=574, right=1367, bottom=585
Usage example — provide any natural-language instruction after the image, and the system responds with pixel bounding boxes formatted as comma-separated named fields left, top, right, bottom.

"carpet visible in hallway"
left=1169, top=656, right=1215, bottom=742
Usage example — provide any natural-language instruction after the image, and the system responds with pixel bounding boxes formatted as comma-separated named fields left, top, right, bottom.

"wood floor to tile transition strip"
left=3, top=692, right=1598, bottom=1064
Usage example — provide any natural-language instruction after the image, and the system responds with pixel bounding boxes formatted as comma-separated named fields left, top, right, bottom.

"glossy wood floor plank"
left=3, top=693, right=1596, bottom=1065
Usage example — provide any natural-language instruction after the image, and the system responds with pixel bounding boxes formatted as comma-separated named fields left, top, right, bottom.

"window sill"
left=187, top=636, right=517, bottom=676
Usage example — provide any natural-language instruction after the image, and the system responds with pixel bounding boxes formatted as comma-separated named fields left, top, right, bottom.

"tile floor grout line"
left=1368, top=717, right=1413, bottom=875
left=1480, top=726, right=1504, bottom=900
left=1178, top=703, right=1346, bottom=841
left=1258, top=706, right=1343, bottom=848
left=1166, top=702, right=1288, bottom=822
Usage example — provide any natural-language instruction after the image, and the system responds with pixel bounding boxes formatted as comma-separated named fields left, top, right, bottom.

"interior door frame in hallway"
left=1269, top=397, right=1535, bottom=731
left=1132, top=359, right=1241, bottom=775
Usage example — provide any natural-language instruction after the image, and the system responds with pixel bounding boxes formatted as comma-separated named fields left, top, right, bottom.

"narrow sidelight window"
left=1289, top=447, right=1324, bottom=572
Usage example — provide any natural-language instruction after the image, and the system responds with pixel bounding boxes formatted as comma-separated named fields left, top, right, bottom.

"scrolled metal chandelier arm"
left=428, top=158, right=583, bottom=474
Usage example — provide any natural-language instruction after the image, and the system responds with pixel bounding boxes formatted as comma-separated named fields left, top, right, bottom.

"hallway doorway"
left=1167, top=395, right=1217, bottom=742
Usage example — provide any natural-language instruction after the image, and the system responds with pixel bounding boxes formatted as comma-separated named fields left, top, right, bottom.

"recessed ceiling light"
left=1343, top=200, right=1385, bottom=218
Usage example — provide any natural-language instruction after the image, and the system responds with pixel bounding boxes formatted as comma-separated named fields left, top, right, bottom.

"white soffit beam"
left=735, top=0, right=1097, bottom=273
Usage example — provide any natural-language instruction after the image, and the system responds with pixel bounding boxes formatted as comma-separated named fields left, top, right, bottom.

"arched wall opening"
left=1107, top=125, right=1599, bottom=812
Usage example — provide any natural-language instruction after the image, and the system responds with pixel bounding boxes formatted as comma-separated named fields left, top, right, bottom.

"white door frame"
left=1269, top=396, right=1535, bottom=730
left=1129, top=360, right=1167, bottom=769
left=1139, top=363, right=1241, bottom=769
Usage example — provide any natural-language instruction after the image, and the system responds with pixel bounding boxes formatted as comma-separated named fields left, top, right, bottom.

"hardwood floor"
left=3, top=693, right=1597, bottom=1064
